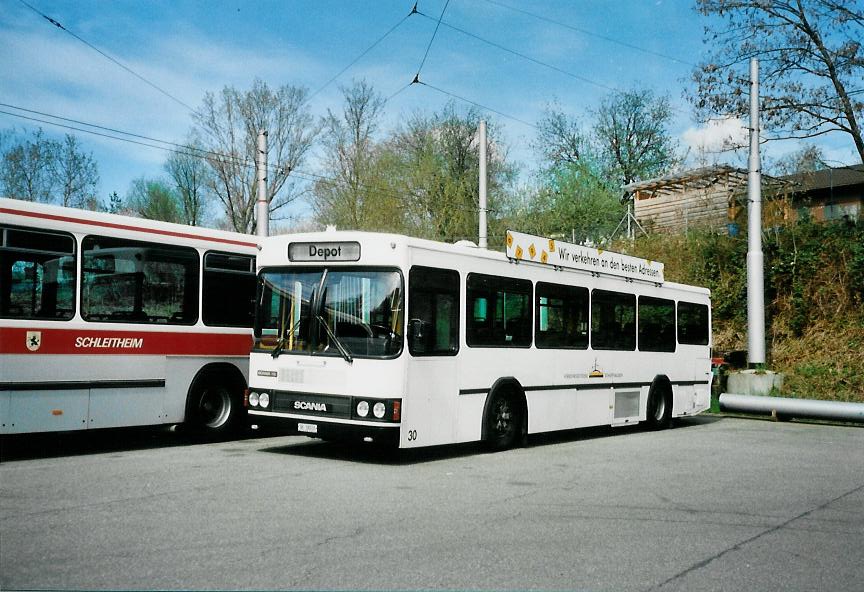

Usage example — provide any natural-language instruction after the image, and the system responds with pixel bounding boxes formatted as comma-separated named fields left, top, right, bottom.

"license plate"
left=297, top=423, right=318, bottom=434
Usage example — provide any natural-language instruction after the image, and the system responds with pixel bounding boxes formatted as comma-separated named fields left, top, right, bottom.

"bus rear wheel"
left=186, top=371, right=244, bottom=436
left=646, top=382, right=672, bottom=430
left=485, top=389, right=523, bottom=451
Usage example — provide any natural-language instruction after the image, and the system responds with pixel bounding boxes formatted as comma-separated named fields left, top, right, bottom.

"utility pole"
left=256, top=130, right=269, bottom=238
left=478, top=120, right=488, bottom=249
left=747, top=58, right=766, bottom=367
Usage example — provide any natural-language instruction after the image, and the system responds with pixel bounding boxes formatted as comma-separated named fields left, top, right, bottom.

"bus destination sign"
left=506, top=230, right=664, bottom=283
left=288, top=241, right=361, bottom=262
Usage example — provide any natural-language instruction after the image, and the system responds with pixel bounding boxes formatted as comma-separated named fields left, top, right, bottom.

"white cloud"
left=681, top=117, right=749, bottom=155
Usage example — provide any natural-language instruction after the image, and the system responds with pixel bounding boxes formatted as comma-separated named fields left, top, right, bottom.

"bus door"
left=403, top=266, right=461, bottom=447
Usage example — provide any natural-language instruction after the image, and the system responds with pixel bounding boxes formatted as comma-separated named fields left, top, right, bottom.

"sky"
left=2, top=0, right=860, bottom=222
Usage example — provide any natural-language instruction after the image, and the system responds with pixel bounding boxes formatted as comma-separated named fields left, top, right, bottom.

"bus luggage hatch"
left=612, top=388, right=640, bottom=426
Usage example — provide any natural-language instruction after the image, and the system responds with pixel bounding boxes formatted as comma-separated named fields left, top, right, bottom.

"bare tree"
left=193, top=79, right=319, bottom=233
left=165, top=136, right=212, bottom=226
left=1, top=129, right=57, bottom=202
left=1, top=130, right=99, bottom=208
left=692, top=0, right=864, bottom=163
left=312, top=80, right=388, bottom=228
left=53, top=134, right=99, bottom=209
left=533, top=106, right=588, bottom=168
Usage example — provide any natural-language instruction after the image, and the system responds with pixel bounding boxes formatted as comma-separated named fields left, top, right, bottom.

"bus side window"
left=203, top=252, right=256, bottom=327
left=677, top=301, right=709, bottom=345
left=535, top=282, right=588, bottom=349
left=466, top=273, right=532, bottom=348
left=0, top=226, right=76, bottom=320
left=638, top=295, right=676, bottom=352
left=81, top=235, right=199, bottom=325
left=408, top=266, right=459, bottom=356
left=591, top=289, right=636, bottom=351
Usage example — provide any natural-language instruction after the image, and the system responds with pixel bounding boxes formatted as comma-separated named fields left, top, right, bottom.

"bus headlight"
left=259, top=392, right=270, bottom=409
left=373, top=402, right=386, bottom=419
left=356, top=400, right=369, bottom=417
left=249, top=392, right=260, bottom=407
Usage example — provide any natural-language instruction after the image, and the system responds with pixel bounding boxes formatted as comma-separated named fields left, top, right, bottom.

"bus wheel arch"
left=646, top=375, right=673, bottom=429
left=185, top=363, right=247, bottom=435
left=482, top=378, right=528, bottom=450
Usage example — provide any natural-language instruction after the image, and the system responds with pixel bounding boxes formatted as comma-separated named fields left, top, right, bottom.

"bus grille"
left=272, top=391, right=352, bottom=418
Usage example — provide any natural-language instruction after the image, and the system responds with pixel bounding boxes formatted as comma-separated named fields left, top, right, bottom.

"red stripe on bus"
left=0, top=206, right=258, bottom=249
left=0, top=327, right=253, bottom=356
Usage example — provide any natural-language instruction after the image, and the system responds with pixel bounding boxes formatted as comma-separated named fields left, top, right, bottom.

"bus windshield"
left=255, top=268, right=403, bottom=359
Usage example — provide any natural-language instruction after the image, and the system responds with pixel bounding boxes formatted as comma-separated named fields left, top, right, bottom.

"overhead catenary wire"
left=414, top=0, right=451, bottom=77
left=307, top=9, right=415, bottom=103
left=17, top=0, right=197, bottom=113
left=480, top=0, right=695, bottom=67
left=411, top=8, right=696, bottom=121
left=413, top=80, right=538, bottom=130
left=0, top=106, right=500, bottom=216
left=414, top=9, right=618, bottom=93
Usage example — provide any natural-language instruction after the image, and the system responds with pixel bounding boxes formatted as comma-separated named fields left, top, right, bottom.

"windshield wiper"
left=270, top=336, right=289, bottom=358
left=316, top=314, right=353, bottom=364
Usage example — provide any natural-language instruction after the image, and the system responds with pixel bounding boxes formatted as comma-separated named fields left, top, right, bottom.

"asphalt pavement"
left=1, top=416, right=862, bottom=591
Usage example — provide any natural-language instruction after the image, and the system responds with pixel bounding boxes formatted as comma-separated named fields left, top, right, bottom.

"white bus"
left=246, top=229, right=712, bottom=449
left=0, top=197, right=258, bottom=435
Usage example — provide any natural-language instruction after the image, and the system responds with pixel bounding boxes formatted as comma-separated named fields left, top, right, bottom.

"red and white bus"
left=246, top=229, right=712, bottom=449
left=0, top=197, right=258, bottom=435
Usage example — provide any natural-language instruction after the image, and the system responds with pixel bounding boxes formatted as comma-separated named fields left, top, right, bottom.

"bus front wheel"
left=484, top=389, right=524, bottom=451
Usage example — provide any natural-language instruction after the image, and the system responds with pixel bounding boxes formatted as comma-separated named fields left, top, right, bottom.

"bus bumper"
left=249, top=411, right=400, bottom=445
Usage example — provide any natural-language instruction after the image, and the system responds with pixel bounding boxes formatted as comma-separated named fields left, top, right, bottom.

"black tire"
left=484, top=389, right=523, bottom=450
left=646, top=383, right=672, bottom=430
left=186, top=371, right=245, bottom=436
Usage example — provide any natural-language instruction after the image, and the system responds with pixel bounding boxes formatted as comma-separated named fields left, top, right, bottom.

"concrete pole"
left=256, top=130, right=269, bottom=238
left=478, top=120, right=488, bottom=249
left=747, top=59, right=766, bottom=366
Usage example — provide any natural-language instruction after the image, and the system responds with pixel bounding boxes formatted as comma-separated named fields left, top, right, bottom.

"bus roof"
left=258, top=229, right=710, bottom=296
left=1, top=197, right=259, bottom=251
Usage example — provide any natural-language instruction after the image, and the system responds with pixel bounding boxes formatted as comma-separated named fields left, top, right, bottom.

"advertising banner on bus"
left=506, top=230, right=664, bottom=283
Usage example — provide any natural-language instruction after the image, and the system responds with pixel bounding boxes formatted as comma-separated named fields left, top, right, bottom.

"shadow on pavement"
left=0, top=424, right=275, bottom=462
left=260, top=415, right=720, bottom=465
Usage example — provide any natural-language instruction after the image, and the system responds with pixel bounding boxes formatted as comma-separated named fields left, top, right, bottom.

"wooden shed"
left=624, top=166, right=749, bottom=234
left=624, top=165, right=792, bottom=235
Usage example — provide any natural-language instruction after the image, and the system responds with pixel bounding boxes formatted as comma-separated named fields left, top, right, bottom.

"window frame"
left=590, top=289, right=637, bottom=351
left=0, top=225, right=77, bottom=321
left=80, top=234, right=200, bottom=326
left=637, top=295, right=677, bottom=353
left=466, top=272, right=533, bottom=348
left=677, top=301, right=710, bottom=346
left=202, top=250, right=256, bottom=328
left=534, top=281, right=589, bottom=350
left=408, top=265, right=461, bottom=357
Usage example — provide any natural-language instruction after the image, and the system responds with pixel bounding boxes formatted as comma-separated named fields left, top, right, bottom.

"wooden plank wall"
left=634, top=184, right=735, bottom=234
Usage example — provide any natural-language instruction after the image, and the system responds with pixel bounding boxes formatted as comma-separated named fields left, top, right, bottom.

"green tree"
left=692, top=0, right=864, bottom=163
left=593, top=88, right=681, bottom=185
left=126, top=178, right=182, bottom=223
left=387, top=103, right=516, bottom=243
left=107, top=191, right=124, bottom=214
left=193, top=79, right=319, bottom=233
left=529, top=108, right=625, bottom=244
